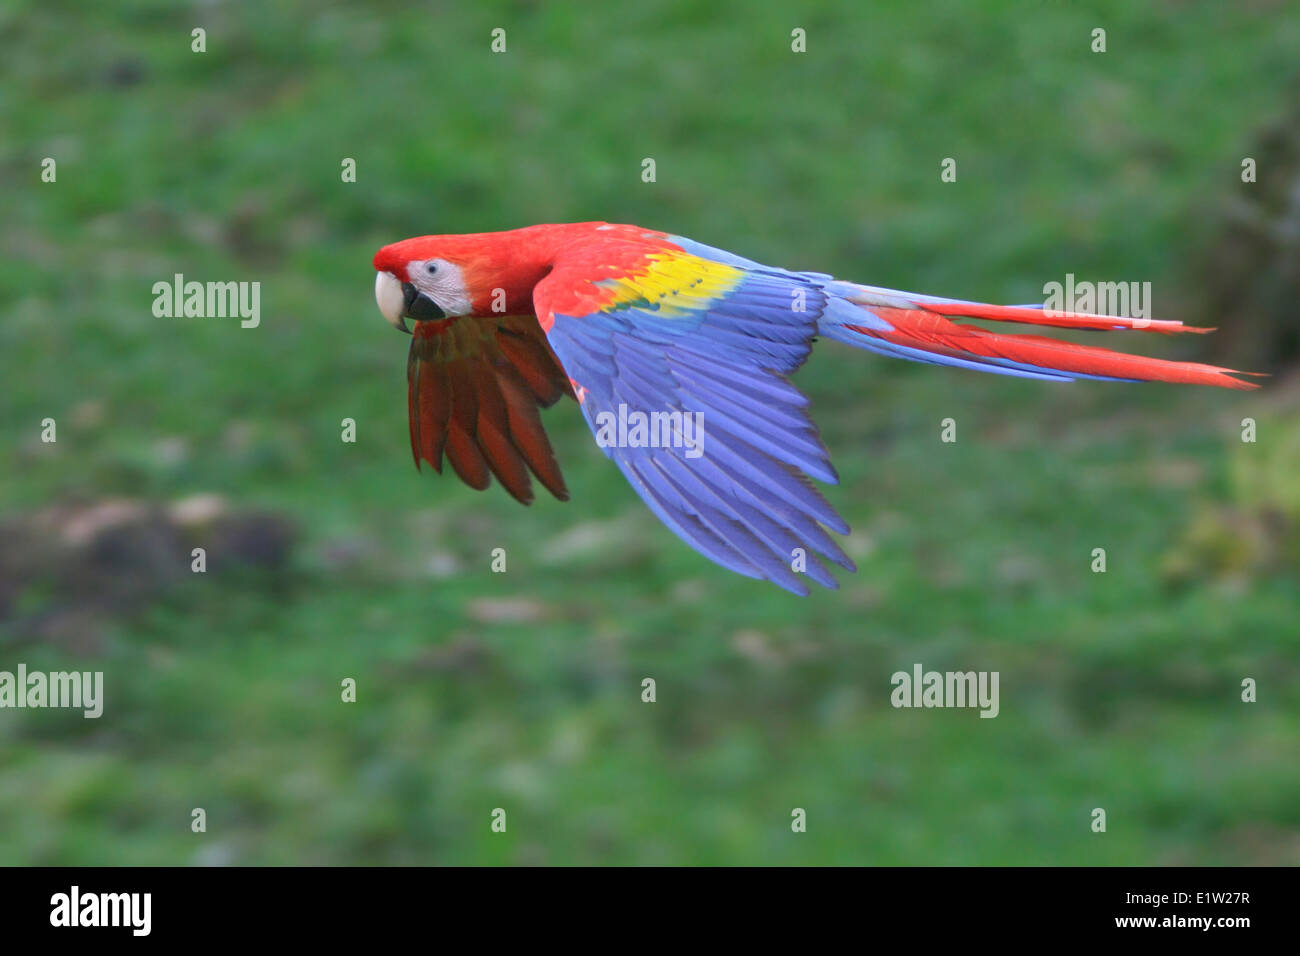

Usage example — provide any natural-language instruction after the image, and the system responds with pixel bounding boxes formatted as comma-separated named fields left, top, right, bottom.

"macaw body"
left=372, top=222, right=1256, bottom=595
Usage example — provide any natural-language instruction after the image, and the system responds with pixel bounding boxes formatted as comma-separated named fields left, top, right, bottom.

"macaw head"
left=372, top=236, right=479, bottom=334
left=372, top=230, right=557, bottom=334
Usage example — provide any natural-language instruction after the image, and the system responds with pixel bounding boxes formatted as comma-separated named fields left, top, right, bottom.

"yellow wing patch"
left=597, top=253, right=744, bottom=318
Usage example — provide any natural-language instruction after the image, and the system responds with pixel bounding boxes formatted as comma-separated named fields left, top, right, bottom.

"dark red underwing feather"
left=472, top=361, right=534, bottom=502
left=440, top=358, right=492, bottom=490
left=406, top=359, right=421, bottom=469
left=496, top=326, right=572, bottom=405
left=410, top=347, right=451, bottom=472
left=406, top=315, right=571, bottom=504
left=444, top=419, right=492, bottom=489
left=496, top=367, right=569, bottom=500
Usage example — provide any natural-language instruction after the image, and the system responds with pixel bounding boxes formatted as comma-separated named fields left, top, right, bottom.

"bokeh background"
left=3, top=0, right=1299, bottom=865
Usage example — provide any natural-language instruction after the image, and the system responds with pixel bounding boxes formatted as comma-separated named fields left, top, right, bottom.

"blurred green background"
left=2, top=0, right=1298, bottom=865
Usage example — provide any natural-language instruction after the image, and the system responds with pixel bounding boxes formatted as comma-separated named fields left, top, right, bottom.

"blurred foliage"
left=1164, top=404, right=1300, bottom=584
left=1183, top=91, right=1300, bottom=371
left=1231, top=413, right=1300, bottom=524
left=1, top=0, right=1298, bottom=865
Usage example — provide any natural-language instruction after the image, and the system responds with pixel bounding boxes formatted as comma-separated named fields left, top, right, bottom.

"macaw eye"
left=425, top=262, right=439, bottom=275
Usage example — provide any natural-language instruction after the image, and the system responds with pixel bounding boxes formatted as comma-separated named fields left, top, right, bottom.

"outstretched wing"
left=407, top=314, right=573, bottom=504
left=532, top=234, right=854, bottom=594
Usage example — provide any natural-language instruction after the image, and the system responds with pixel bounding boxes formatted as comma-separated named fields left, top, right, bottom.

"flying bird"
left=372, top=222, right=1257, bottom=595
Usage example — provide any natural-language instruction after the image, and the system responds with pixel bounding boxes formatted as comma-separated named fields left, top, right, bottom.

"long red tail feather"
left=842, top=298, right=1261, bottom=390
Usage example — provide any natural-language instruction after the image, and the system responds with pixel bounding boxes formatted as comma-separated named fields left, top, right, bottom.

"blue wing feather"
left=537, top=252, right=852, bottom=593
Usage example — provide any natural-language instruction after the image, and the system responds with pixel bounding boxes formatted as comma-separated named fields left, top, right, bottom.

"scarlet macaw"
left=372, top=222, right=1256, bottom=594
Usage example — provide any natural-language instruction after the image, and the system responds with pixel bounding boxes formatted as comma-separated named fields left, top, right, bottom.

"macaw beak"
left=374, top=271, right=445, bottom=335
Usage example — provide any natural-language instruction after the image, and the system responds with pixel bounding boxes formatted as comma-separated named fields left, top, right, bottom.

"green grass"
left=1, top=0, right=1297, bottom=864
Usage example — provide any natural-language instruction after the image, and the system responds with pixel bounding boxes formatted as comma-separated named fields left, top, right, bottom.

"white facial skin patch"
left=407, top=259, right=473, bottom=316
